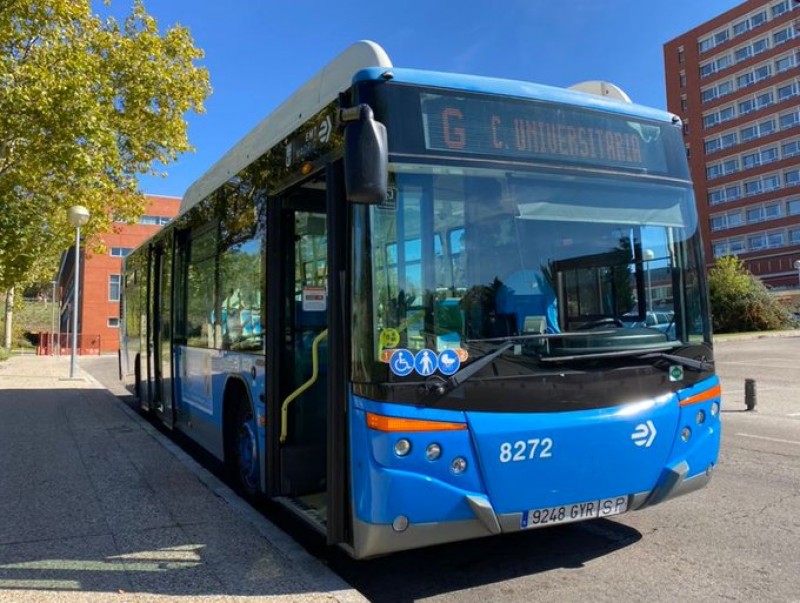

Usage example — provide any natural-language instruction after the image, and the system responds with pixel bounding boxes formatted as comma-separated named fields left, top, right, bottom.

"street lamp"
left=643, top=249, right=655, bottom=312
left=67, top=205, right=90, bottom=378
left=50, top=280, right=57, bottom=356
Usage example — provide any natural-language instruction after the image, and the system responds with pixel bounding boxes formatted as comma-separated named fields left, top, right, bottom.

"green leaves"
left=0, top=0, right=210, bottom=290
left=708, top=256, right=792, bottom=333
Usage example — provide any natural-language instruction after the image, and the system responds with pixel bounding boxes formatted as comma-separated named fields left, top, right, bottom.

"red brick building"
left=664, top=0, right=800, bottom=288
left=56, top=194, right=180, bottom=354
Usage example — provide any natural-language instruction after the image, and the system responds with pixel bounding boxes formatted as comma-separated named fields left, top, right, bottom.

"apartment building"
left=56, top=194, right=180, bottom=354
left=664, top=0, right=800, bottom=288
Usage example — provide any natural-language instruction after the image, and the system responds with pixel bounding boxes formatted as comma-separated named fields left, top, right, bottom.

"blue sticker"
left=414, top=349, right=438, bottom=376
left=389, top=349, right=415, bottom=377
left=437, top=349, right=461, bottom=376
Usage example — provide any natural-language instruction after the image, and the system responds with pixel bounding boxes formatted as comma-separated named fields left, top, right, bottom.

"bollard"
left=744, top=378, right=757, bottom=411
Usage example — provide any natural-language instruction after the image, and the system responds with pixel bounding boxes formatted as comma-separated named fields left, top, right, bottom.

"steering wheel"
left=578, top=317, right=624, bottom=330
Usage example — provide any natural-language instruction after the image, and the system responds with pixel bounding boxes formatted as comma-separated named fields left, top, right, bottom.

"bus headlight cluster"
left=711, top=402, right=719, bottom=417
left=681, top=427, right=692, bottom=442
left=696, top=410, right=706, bottom=425
left=426, top=443, right=442, bottom=461
left=394, top=438, right=411, bottom=457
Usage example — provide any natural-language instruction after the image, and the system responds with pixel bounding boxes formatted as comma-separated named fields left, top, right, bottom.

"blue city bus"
left=121, top=41, right=721, bottom=559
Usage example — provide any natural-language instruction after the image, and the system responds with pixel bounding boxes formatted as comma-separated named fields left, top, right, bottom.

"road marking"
left=736, top=433, right=800, bottom=446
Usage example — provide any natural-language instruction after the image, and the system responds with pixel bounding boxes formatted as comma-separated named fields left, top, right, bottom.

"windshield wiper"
left=638, top=351, right=714, bottom=371
left=539, top=346, right=713, bottom=371
left=421, top=341, right=514, bottom=398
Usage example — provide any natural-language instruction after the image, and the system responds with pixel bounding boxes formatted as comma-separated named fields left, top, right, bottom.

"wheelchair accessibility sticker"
left=389, top=349, right=415, bottom=376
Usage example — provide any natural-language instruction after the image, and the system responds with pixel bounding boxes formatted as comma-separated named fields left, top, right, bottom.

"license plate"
left=521, top=496, right=629, bottom=529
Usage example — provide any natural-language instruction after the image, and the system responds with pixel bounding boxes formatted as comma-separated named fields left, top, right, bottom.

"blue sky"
left=96, top=0, right=741, bottom=198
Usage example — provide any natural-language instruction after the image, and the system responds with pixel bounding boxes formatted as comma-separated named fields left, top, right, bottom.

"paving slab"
left=0, top=355, right=368, bottom=603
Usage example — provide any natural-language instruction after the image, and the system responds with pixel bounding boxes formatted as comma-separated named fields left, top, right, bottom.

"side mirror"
left=342, top=104, right=388, bottom=204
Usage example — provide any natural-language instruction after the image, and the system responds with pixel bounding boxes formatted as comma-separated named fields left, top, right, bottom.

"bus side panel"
left=173, top=345, right=266, bottom=470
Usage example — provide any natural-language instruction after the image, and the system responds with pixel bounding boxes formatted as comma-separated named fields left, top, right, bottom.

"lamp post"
left=643, top=249, right=655, bottom=312
left=50, top=280, right=57, bottom=356
left=794, top=259, right=800, bottom=289
left=67, top=205, right=90, bottom=378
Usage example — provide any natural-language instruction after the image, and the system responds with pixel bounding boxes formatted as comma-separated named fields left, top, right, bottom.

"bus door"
left=147, top=238, right=175, bottom=427
left=271, top=190, right=331, bottom=528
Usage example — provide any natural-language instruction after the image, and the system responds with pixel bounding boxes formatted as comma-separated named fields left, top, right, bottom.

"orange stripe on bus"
left=679, top=383, right=722, bottom=407
left=366, top=412, right=467, bottom=432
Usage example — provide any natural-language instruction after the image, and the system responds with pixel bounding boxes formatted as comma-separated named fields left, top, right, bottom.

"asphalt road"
left=81, top=333, right=800, bottom=603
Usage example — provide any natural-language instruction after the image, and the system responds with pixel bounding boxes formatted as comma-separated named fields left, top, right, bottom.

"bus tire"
left=224, top=385, right=260, bottom=500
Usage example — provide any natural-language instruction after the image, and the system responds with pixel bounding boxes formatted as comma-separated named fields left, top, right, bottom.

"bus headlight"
left=451, top=457, right=467, bottom=474
left=711, top=402, right=719, bottom=417
left=394, top=439, right=411, bottom=457
left=681, top=427, right=692, bottom=442
left=426, top=443, right=442, bottom=461
left=696, top=410, right=706, bottom=425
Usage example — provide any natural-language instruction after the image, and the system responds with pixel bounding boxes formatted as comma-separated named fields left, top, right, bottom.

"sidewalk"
left=0, top=355, right=368, bottom=603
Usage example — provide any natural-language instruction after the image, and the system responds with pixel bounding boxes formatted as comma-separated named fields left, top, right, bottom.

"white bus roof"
left=180, top=40, right=393, bottom=215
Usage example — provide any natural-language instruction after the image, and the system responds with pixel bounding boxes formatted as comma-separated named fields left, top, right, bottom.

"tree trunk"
left=3, top=287, right=14, bottom=349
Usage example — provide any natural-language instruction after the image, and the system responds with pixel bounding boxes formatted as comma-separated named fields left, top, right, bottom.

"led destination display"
left=420, top=92, right=671, bottom=174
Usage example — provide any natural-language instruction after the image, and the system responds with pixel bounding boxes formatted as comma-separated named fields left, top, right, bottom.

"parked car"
left=621, top=311, right=675, bottom=337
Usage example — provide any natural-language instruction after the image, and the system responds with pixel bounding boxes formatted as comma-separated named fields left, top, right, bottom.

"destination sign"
left=420, top=92, right=669, bottom=173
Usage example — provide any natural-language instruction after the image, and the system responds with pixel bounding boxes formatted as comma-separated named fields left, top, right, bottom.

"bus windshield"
left=352, top=164, right=710, bottom=405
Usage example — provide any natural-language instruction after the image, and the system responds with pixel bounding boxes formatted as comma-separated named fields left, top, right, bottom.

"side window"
left=186, top=227, right=218, bottom=348
left=218, top=194, right=263, bottom=352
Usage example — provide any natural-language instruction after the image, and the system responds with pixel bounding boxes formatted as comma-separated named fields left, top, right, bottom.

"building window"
left=756, top=91, right=773, bottom=108
left=681, top=97, right=688, bottom=111
left=750, top=11, right=767, bottom=28
left=705, top=139, right=721, bottom=154
left=734, top=46, right=752, bottom=62
left=733, top=19, right=750, bottom=36
left=783, top=139, right=800, bottom=157
left=767, top=231, right=785, bottom=248
left=778, top=83, right=796, bottom=101
left=721, top=132, right=738, bottom=148
left=109, top=274, right=121, bottom=302
left=107, top=317, right=120, bottom=328
left=759, top=119, right=776, bottom=136
left=749, top=233, right=767, bottom=250
left=787, top=198, right=800, bottom=215
left=139, top=215, right=172, bottom=225
left=110, top=247, right=132, bottom=257
left=780, top=112, right=800, bottom=130
left=752, top=37, right=769, bottom=55
left=775, top=55, right=794, bottom=73
left=785, top=169, right=800, bottom=187
left=678, top=48, right=685, bottom=63
left=773, top=27, right=792, bottom=45
left=771, top=1, right=789, bottom=18
left=679, top=72, right=687, bottom=88
left=790, top=228, right=800, bottom=244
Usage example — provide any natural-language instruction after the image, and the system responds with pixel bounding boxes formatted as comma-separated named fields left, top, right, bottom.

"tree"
left=0, top=0, right=210, bottom=345
left=708, top=256, right=792, bottom=333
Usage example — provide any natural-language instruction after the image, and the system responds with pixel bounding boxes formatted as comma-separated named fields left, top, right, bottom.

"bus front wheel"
left=226, top=396, right=260, bottom=500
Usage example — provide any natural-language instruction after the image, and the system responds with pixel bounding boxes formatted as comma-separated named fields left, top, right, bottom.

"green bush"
left=708, top=256, right=793, bottom=333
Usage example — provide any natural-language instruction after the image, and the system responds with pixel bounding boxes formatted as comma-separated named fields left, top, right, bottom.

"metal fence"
left=38, top=332, right=102, bottom=356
